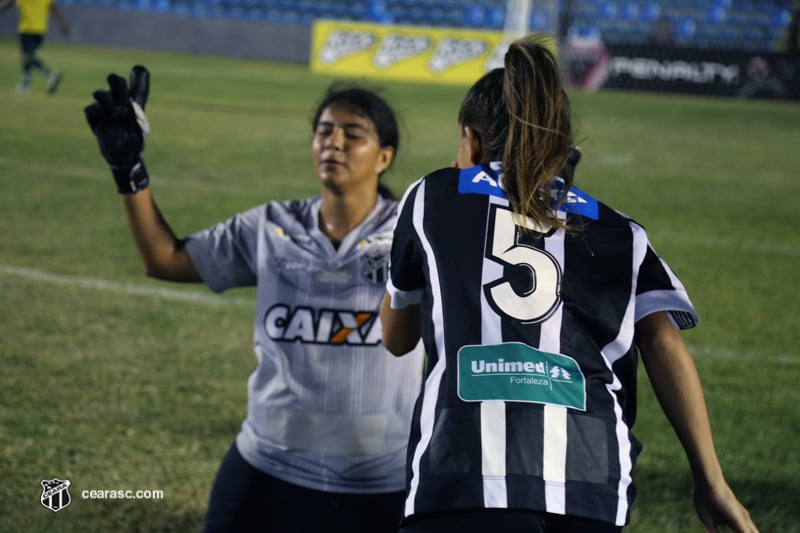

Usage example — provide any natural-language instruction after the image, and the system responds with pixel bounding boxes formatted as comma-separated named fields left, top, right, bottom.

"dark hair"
left=312, top=83, right=399, bottom=199
left=458, top=68, right=508, bottom=163
left=458, top=36, right=575, bottom=230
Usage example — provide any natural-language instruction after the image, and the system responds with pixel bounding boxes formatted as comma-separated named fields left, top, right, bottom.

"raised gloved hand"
left=84, top=65, right=151, bottom=194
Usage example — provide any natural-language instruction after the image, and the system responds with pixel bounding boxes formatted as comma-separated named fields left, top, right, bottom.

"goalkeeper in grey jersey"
left=85, top=67, right=424, bottom=532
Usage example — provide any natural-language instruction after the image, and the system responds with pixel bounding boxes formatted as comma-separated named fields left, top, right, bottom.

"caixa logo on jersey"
left=265, top=305, right=381, bottom=345
left=40, top=478, right=72, bottom=512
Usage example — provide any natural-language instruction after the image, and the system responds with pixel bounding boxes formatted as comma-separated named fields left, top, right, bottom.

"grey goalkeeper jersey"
left=185, top=195, right=424, bottom=493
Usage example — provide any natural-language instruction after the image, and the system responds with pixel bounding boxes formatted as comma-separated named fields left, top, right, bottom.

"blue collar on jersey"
left=457, top=164, right=599, bottom=220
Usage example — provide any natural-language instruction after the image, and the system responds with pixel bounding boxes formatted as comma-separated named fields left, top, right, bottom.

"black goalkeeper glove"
left=84, top=65, right=151, bottom=194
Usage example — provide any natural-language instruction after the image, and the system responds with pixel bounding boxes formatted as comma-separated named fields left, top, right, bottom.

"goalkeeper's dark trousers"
left=203, top=442, right=405, bottom=533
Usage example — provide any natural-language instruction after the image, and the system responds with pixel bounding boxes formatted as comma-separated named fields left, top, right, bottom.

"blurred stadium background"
left=2, top=0, right=799, bottom=96
left=56, top=0, right=799, bottom=52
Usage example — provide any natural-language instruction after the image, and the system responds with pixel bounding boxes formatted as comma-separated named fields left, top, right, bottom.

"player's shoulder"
left=571, top=190, right=646, bottom=234
left=425, top=166, right=461, bottom=180
left=395, top=167, right=460, bottom=209
left=260, top=196, right=318, bottom=228
left=365, top=195, right=401, bottom=232
left=415, top=164, right=505, bottom=201
left=558, top=183, right=600, bottom=221
left=414, top=166, right=462, bottom=194
left=272, top=196, right=316, bottom=215
left=557, top=180, right=636, bottom=226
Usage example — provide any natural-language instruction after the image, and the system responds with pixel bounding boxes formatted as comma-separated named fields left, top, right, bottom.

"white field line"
left=1, top=264, right=795, bottom=365
left=0, top=264, right=252, bottom=307
left=0, top=157, right=262, bottom=195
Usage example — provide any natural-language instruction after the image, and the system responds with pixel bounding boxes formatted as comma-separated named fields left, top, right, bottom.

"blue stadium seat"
left=529, top=9, right=549, bottom=32
left=366, top=0, right=392, bottom=22
left=441, top=7, right=463, bottom=27
left=567, top=24, right=601, bottom=41
left=597, top=2, right=618, bottom=20
left=464, top=5, right=486, bottom=28
left=169, top=0, right=188, bottom=15
left=673, top=17, right=696, bottom=41
left=639, top=2, right=661, bottom=22
left=705, top=4, right=726, bottom=24
left=487, top=5, right=505, bottom=29
left=573, top=1, right=599, bottom=19
left=57, top=0, right=795, bottom=53
left=618, top=2, right=639, bottom=21
left=346, top=1, right=367, bottom=19
left=771, top=7, right=792, bottom=29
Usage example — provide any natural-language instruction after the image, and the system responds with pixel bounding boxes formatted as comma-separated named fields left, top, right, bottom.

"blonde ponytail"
left=502, top=36, right=574, bottom=231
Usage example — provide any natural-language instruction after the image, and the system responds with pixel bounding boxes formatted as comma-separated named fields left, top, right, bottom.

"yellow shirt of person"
left=17, top=0, right=55, bottom=34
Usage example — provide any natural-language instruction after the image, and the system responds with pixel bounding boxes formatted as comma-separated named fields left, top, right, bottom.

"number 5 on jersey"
left=484, top=205, right=562, bottom=323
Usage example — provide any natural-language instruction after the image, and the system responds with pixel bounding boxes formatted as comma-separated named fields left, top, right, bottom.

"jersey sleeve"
left=633, top=225, right=699, bottom=329
left=386, top=179, right=426, bottom=309
left=184, top=205, right=260, bottom=293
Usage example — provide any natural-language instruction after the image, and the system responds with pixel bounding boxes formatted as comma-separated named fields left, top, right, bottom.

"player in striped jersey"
left=85, top=67, right=424, bottom=532
left=381, top=37, right=757, bottom=532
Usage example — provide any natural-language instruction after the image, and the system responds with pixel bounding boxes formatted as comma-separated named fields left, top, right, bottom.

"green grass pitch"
left=1, top=39, right=798, bottom=531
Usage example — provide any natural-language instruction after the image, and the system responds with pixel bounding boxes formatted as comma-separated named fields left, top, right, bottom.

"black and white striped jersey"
left=386, top=163, right=698, bottom=525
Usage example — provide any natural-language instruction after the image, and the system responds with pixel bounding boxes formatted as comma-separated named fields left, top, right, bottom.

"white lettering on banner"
left=428, top=38, right=488, bottom=72
left=373, top=35, right=431, bottom=68
left=610, top=57, right=740, bottom=85
left=320, top=30, right=376, bottom=64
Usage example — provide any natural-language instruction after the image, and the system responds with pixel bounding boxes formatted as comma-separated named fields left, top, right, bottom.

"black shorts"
left=19, top=33, right=44, bottom=55
left=399, top=508, right=623, bottom=533
left=203, top=442, right=406, bottom=533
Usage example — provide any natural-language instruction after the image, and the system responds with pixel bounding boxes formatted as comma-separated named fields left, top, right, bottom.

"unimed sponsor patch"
left=457, top=343, right=586, bottom=410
